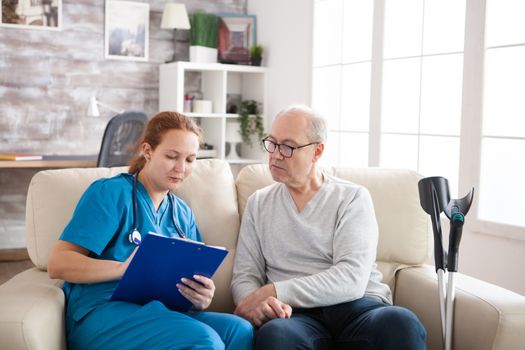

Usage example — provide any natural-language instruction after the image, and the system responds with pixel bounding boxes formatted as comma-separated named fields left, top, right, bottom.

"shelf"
left=159, top=61, right=267, bottom=164
left=166, top=61, right=268, bottom=73
left=197, top=149, right=217, bottom=159
left=186, top=112, right=230, bottom=119
left=226, top=158, right=263, bottom=165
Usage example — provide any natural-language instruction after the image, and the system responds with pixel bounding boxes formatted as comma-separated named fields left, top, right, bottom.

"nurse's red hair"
left=128, top=111, right=202, bottom=174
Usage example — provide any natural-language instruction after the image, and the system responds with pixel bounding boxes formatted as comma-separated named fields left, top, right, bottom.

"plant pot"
left=241, top=133, right=265, bottom=160
left=225, top=120, right=243, bottom=160
left=190, top=46, right=218, bottom=63
left=250, top=55, right=262, bottom=66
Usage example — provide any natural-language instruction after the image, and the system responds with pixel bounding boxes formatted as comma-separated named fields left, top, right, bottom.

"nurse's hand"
left=120, top=247, right=139, bottom=277
left=177, top=275, right=215, bottom=310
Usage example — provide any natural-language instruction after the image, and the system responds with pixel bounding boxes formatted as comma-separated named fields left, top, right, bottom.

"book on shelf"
left=0, top=154, right=43, bottom=161
left=111, top=232, right=228, bottom=312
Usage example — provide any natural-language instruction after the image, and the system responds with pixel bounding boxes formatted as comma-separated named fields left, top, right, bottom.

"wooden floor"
left=0, top=249, right=35, bottom=285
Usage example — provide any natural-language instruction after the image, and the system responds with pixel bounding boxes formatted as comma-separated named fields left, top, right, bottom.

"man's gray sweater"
left=231, top=173, right=392, bottom=307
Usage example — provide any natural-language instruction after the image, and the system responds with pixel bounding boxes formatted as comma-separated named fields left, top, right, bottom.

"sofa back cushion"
left=25, top=159, right=239, bottom=312
left=235, top=164, right=431, bottom=289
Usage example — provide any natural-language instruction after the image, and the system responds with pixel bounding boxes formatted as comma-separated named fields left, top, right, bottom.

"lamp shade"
left=225, top=121, right=243, bottom=143
left=161, top=4, right=190, bottom=30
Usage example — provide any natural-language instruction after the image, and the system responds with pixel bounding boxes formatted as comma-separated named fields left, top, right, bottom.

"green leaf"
left=237, top=100, right=264, bottom=146
left=190, top=12, right=219, bottom=48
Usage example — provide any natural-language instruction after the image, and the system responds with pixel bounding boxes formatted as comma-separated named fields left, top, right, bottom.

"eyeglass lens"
left=263, top=139, right=293, bottom=157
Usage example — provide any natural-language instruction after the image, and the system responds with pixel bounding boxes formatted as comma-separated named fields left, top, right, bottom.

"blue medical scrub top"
left=59, top=173, right=202, bottom=329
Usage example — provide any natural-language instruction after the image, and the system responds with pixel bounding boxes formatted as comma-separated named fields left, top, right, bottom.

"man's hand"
left=177, top=275, right=216, bottom=310
left=234, top=284, right=292, bottom=328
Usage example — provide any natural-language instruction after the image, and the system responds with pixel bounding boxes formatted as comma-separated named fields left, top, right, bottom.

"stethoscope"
left=128, top=173, right=186, bottom=245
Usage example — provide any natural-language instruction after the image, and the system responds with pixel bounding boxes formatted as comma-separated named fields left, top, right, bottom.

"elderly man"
left=231, top=105, right=426, bottom=349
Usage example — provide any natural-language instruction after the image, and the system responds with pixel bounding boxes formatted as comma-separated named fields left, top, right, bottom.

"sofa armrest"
left=394, top=265, right=525, bottom=350
left=0, top=268, right=66, bottom=350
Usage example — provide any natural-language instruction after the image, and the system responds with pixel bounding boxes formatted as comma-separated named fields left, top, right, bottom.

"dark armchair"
left=97, top=111, right=148, bottom=167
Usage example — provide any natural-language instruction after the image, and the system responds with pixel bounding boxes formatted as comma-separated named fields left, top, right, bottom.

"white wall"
left=247, top=0, right=313, bottom=126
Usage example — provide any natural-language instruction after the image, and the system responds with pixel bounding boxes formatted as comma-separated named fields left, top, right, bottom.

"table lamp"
left=225, top=121, right=243, bottom=160
left=87, top=96, right=124, bottom=117
left=161, top=3, right=191, bottom=63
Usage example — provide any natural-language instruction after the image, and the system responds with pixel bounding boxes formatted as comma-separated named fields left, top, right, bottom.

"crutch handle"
left=447, top=211, right=464, bottom=272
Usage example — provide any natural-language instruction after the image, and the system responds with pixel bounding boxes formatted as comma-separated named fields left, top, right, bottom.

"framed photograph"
left=0, top=0, right=61, bottom=30
left=105, top=0, right=149, bottom=62
left=218, top=14, right=256, bottom=65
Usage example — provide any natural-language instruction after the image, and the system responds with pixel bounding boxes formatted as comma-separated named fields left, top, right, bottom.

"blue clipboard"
left=111, top=232, right=228, bottom=312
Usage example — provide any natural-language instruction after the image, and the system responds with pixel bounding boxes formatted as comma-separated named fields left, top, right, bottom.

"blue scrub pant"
left=68, top=300, right=253, bottom=350
left=255, top=297, right=426, bottom=350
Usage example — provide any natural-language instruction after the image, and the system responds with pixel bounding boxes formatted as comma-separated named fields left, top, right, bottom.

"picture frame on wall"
left=218, top=14, right=256, bottom=65
left=0, top=0, right=61, bottom=30
left=105, top=0, right=149, bottom=62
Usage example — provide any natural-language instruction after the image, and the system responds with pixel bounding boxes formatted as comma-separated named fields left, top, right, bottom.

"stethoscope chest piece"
left=129, top=229, right=142, bottom=245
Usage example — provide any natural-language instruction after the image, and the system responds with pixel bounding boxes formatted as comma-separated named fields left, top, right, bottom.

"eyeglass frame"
left=262, top=137, right=319, bottom=158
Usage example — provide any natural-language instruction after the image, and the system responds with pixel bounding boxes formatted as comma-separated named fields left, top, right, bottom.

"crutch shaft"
left=445, top=272, right=456, bottom=350
left=437, top=269, right=447, bottom=343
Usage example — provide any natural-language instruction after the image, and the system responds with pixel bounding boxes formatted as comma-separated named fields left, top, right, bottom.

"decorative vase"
left=190, top=46, right=218, bottom=63
left=225, top=121, right=243, bottom=160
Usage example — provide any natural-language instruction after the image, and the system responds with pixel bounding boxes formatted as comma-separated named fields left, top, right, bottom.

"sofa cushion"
left=330, top=167, right=430, bottom=265
left=26, top=166, right=128, bottom=270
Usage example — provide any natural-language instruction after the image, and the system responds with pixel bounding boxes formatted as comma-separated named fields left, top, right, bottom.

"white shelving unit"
left=159, top=62, right=268, bottom=164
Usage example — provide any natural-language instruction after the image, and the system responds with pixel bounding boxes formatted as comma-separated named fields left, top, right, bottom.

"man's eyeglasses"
left=262, top=138, right=318, bottom=158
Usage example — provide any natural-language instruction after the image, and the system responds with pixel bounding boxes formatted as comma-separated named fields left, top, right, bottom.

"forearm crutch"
left=418, top=177, right=474, bottom=350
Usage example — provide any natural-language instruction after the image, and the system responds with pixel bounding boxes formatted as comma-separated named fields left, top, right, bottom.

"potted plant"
left=238, top=100, right=264, bottom=146
left=189, top=11, right=219, bottom=63
left=250, top=44, right=264, bottom=66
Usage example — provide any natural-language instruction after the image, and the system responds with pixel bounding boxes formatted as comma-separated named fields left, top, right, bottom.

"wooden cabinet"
left=159, top=62, right=268, bottom=163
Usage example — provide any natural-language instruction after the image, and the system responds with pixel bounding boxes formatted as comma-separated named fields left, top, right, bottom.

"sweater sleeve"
left=231, top=194, right=268, bottom=304
left=274, top=187, right=379, bottom=307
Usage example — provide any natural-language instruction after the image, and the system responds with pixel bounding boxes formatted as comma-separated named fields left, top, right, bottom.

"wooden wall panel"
left=0, top=0, right=247, bottom=249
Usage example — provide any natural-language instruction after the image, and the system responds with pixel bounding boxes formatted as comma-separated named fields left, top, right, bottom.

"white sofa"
left=0, top=159, right=524, bottom=350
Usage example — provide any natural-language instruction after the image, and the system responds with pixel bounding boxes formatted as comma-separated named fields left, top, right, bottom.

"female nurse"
left=47, top=111, right=253, bottom=350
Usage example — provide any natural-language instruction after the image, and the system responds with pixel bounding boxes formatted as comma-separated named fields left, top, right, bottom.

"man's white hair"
left=275, top=105, right=327, bottom=143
